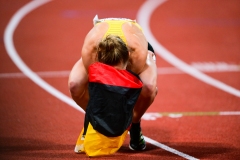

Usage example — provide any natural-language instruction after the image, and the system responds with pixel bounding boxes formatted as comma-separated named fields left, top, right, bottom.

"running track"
left=0, top=0, right=240, bottom=159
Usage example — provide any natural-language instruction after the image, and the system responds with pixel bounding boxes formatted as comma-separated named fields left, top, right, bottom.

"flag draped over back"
left=87, top=62, right=143, bottom=137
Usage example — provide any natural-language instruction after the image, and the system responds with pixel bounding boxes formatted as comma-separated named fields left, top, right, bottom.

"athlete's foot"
left=129, top=122, right=146, bottom=151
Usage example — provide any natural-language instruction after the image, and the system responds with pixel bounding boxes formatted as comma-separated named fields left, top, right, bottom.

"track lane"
left=1, top=0, right=240, bottom=159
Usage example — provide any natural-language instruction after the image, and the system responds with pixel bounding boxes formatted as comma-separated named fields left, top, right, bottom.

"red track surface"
left=1, top=0, right=240, bottom=159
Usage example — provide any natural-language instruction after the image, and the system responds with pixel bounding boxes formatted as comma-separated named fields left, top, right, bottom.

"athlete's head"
left=96, top=35, right=129, bottom=69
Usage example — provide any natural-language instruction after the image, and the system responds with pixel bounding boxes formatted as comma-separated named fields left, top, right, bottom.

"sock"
left=131, top=122, right=140, bottom=130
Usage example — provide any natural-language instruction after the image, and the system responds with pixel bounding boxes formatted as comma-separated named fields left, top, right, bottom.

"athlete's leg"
left=129, top=50, right=157, bottom=150
left=68, top=58, right=89, bottom=111
left=132, top=51, right=158, bottom=123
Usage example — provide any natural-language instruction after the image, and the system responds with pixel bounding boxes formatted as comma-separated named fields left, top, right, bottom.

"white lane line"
left=1, top=62, right=239, bottom=78
left=3, top=0, right=197, bottom=159
left=220, top=111, right=240, bottom=115
left=137, top=0, right=240, bottom=97
left=0, top=71, right=70, bottom=78
left=3, top=0, right=83, bottom=113
left=144, top=137, right=199, bottom=160
left=142, top=111, right=240, bottom=120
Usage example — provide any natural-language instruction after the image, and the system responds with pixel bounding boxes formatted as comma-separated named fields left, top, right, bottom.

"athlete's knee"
left=141, top=82, right=157, bottom=98
left=68, top=80, right=81, bottom=97
left=155, top=86, right=158, bottom=97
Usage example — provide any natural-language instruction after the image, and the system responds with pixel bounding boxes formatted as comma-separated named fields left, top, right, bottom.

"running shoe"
left=129, top=122, right=146, bottom=151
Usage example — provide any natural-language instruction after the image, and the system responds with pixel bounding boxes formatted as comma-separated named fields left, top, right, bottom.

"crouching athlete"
left=68, top=16, right=158, bottom=151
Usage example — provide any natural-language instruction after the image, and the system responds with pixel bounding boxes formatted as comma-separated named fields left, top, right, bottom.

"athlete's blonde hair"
left=96, top=35, right=129, bottom=66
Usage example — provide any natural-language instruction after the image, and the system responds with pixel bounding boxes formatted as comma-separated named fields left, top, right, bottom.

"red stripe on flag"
left=89, top=62, right=142, bottom=88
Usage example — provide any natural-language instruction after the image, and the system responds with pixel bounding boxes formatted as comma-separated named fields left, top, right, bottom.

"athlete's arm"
left=123, top=22, right=148, bottom=75
left=81, top=28, right=100, bottom=71
left=81, top=23, right=108, bottom=71
left=127, top=43, right=148, bottom=75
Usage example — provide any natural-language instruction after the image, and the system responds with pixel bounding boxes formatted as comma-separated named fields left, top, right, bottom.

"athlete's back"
left=81, top=18, right=148, bottom=75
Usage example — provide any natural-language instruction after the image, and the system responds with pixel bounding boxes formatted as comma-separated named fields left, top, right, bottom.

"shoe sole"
left=129, top=144, right=146, bottom=151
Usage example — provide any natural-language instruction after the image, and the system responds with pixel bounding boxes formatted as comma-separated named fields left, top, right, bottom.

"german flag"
left=85, top=62, right=143, bottom=137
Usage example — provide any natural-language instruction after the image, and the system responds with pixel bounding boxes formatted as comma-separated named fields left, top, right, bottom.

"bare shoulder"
left=84, top=23, right=108, bottom=47
left=122, top=22, right=147, bottom=47
left=122, top=22, right=148, bottom=74
left=81, top=23, right=108, bottom=69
